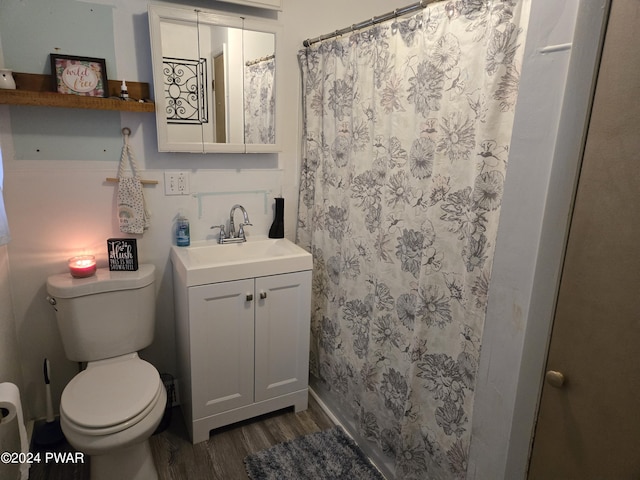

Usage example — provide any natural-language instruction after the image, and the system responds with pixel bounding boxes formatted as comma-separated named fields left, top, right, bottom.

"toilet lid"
left=61, top=357, right=161, bottom=429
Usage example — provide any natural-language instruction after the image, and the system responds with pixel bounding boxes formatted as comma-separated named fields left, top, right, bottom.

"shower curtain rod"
left=245, top=53, right=275, bottom=67
left=302, top=0, right=436, bottom=47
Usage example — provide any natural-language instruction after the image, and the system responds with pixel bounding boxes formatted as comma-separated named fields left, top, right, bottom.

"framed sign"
left=50, top=54, right=108, bottom=97
left=107, top=238, right=139, bottom=271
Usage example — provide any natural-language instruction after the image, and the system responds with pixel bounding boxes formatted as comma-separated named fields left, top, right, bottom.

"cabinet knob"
left=260, top=291, right=267, bottom=300
left=246, top=293, right=253, bottom=302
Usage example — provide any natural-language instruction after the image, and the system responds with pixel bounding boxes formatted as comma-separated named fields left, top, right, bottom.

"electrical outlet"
left=164, top=171, right=190, bottom=196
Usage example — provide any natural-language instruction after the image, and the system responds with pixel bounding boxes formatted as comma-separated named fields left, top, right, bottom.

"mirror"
left=149, top=5, right=281, bottom=153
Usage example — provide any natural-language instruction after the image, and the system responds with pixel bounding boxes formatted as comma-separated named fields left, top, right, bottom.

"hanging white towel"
left=117, top=132, right=150, bottom=234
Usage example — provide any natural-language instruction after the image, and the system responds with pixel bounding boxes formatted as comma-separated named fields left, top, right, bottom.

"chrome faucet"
left=211, top=205, right=252, bottom=243
left=229, top=204, right=253, bottom=243
left=229, top=204, right=251, bottom=238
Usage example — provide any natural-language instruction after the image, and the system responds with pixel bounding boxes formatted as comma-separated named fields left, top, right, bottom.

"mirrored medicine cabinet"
left=148, top=4, right=282, bottom=153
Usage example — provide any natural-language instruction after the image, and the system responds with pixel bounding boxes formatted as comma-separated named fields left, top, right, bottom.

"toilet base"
left=90, top=439, right=158, bottom=480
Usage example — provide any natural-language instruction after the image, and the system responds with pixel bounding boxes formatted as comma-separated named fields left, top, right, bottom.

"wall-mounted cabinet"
left=216, top=0, right=282, bottom=11
left=148, top=4, right=283, bottom=153
left=0, top=72, right=154, bottom=112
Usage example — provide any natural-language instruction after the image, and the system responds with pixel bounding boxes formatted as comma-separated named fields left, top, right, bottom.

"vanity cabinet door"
left=189, top=278, right=255, bottom=418
left=254, top=271, right=311, bottom=402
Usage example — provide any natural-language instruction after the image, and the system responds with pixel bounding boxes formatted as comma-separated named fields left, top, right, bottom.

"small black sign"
left=107, top=238, right=138, bottom=271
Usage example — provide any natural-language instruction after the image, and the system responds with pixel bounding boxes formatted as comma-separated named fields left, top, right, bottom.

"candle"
left=68, top=255, right=96, bottom=278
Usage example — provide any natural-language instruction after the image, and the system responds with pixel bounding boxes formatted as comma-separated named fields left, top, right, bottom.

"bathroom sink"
left=170, top=237, right=313, bottom=286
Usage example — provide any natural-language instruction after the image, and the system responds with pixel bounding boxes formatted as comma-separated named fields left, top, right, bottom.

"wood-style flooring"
left=29, top=395, right=335, bottom=480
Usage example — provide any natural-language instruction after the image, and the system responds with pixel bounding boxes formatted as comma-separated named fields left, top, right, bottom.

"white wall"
left=0, top=0, right=25, bottom=396
left=467, top=0, right=579, bottom=475
left=469, top=1, right=609, bottom=478
left=0, top=0, right=413, bottom=420
left=0, top=1, right=604, bottom=478
left=0, top=245, right=26, bottom=480
left=0, top=245, right=22, bottom=388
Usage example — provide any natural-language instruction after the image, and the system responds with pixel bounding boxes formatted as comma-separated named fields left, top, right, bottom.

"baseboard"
left=309, top=388, right=342, bottom=427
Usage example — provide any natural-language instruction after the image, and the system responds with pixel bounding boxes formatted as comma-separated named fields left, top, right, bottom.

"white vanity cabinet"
left=174, top=270, right=311, bottom=444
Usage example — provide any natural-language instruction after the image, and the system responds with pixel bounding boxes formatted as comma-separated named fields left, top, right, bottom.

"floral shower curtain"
left=244, top=56, right=276, bottom=144
left=297, top=2, right=527, bottom=478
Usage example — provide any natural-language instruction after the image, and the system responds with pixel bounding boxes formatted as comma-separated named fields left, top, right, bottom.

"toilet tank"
left=46, top=264, right=156, bottom=362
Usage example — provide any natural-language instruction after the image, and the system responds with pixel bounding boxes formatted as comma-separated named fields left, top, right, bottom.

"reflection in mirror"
left=243, top=31, right=276, bottom=144
left=159, top=17, right=206, bottom=149
left=199, top=21, right=246, bottom=144
left=164, top=57, right=207, bottom=125
left=149, top=5, right=281, bottom=153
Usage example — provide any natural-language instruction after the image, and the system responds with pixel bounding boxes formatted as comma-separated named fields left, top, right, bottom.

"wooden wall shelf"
left=0, top=73, right=155, bottom=113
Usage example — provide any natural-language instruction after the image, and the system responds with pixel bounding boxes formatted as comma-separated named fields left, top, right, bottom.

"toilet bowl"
left=59, top=354, right=166, bottom=480
left=46, top=265, right=165, bottom=480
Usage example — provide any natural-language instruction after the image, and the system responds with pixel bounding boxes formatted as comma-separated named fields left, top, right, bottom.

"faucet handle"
left=238, top=222, right=252, bottom=240
left=211, top=224, right=227, bottom=243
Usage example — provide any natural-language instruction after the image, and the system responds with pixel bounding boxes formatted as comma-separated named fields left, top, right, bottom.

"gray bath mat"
left=244, top=425, right=385, bottom=480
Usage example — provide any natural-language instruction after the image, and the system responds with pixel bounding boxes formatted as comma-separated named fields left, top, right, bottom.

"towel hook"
left=105, top=126, right=159, bottom=185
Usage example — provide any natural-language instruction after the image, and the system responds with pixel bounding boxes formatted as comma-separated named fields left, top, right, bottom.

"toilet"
left=46, top=264, right=166, bottom=480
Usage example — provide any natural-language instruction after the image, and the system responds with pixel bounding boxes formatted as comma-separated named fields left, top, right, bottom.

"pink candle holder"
left=68, top=255, right=96, bottom=278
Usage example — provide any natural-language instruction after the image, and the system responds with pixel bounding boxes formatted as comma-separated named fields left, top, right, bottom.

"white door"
left=254, top=271, right=311, bottom=402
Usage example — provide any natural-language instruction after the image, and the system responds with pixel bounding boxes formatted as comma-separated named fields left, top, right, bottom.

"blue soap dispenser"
left=176, top=213, right=190, bottom=246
